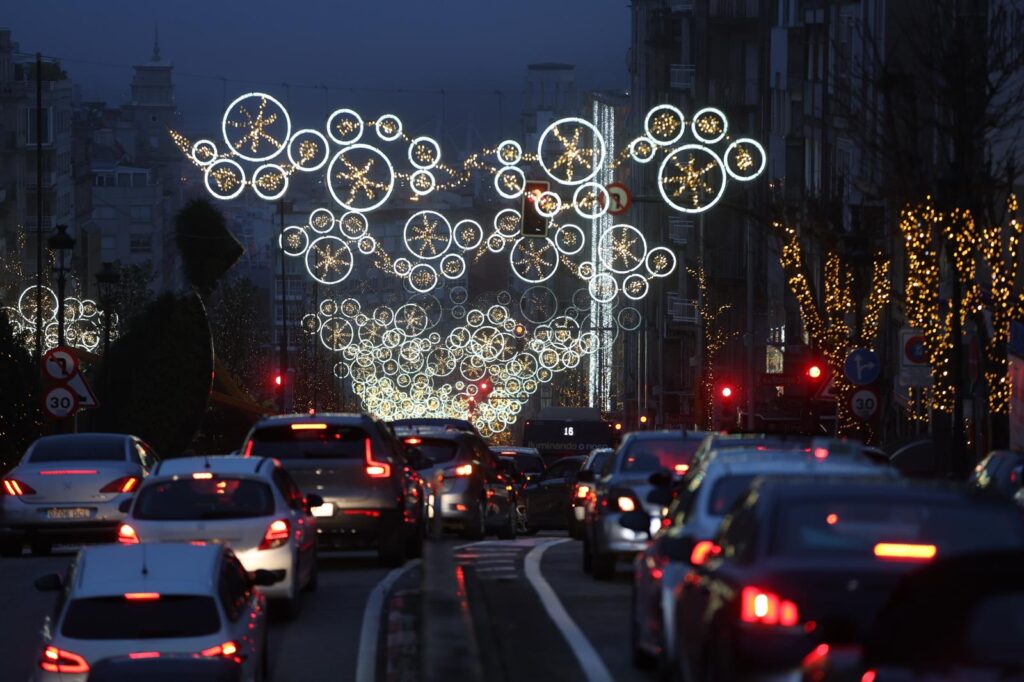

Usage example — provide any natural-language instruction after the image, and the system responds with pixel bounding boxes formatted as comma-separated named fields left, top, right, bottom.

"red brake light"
left=40, top=646, right=89, bottom=674
left=689, top=540, right=721, bottom=566
left=117, top=523, right=139, bottom=545
left=873, top=542, right=937, bottom=561
left=365, top=438, right=391, bottom=478
left=2, top=479, right=36, bottom=496
left=201, top=640, right=239, bottom=658
left=740, top=586, right=800, bottom=627
left=128, top=651, right=161, bottom=660
left=404, top=437, right=422, bottom=445
left=100, top=476, right=140, bottom=493
left=39, top=469, right=97, bottom=475
left=124, top=592, right=160, bottom=601
left=243, top=440, right=254, bottom=457
left=259, top=519, right=290, bottom=550
left=291, top=423, right=327, bottom=430
left=861, top=671, right=877, bottom=682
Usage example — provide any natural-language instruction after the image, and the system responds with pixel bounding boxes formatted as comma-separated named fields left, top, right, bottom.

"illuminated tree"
left=688, top=264, right=738, bottom=430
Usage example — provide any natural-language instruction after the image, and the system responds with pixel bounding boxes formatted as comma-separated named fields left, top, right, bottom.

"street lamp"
left=95, top=261, right=120, bottom=359
left=47, top=224, right=75, bottom=349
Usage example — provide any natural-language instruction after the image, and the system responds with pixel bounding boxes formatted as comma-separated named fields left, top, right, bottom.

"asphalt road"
left=0, top=547, right=409, bottom=682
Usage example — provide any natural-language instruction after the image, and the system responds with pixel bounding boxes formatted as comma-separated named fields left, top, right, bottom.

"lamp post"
left=95, top=261, right=120, bottom=360
left=47, top=224, right=75, bottom=349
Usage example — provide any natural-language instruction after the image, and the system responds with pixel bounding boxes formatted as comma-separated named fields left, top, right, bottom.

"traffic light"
left=806, top=363, right=823, bottom=380
left=272, top=369, right=295, bottom=413
left=476, top=378, right=493, bottom=402
left=712, top=382, right=738, bottom=431
left=521, top=180, right=550, bottom=237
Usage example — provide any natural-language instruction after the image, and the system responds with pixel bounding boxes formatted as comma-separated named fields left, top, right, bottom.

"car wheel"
left=496, top=503, right=517, bottom=540
left=281, top=563, right=303, bottom=620
left=29, top=539, right=52, bottom=557
left=378, top=520, right=407, bottom=566
left=0, top=538, right=21, bottom=558
left=303, top=553, right=319, bottom=593
left=592, top=549, right=616, bottom=580
left=460, top=501, right=486, bottom=541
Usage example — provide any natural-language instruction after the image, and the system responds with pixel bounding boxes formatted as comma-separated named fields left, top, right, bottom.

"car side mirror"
left=35, top=573, right=64, bottom=592
left=118, top=499, right=133, bottom=514
left=252, top=569, right=283, bottom=587
left=619, top=509, right=650, bottom=534
left=305, top=494, right=324, bottom=513
left=649, top=471, right=672, bottom=487
left=577, top=470, right=595, bottom=483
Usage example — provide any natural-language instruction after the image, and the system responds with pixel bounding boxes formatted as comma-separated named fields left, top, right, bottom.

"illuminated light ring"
left=393, top=258, right=412, bottom=277
left=341, top=297, right=361, bottom=316
left=410, top=170, right=436, bottom=196
left=628, top=136, right=657, bottom=163
left=204, top=158, right=246, bottom=200
left=287, top=128, right=330, bottom=172
left=308, top=207, right=335, bottom=234
left=622, top=273, right=650, bottom=301
left=375, top=114, right=403, bottom=142
left=573, top=183, right=610, bottom=219
left=403, top=210, right=452, bottom=260
left=644, top=104, right=686, bottom=147
left=509, top=236, right=559, bottom=283
left=395, top=303, right=429, bottom=336
left=554, top=224, right=586, bottom=256
left=408, top=136, right=441, bottom=170
left=320, top=318, right=355, bottom=351
left=536, top=117, right=607, bottom=187
left=279, top=225, right=310, bottom=256
left=357, top=235, right=377, bottom=255
left=251, top=164, right=289, bottom=201
left=449, top=285, right=469, bottom=305
left=496, top=140, right=523, bottom=166
left=645, top=246, right=678, bottom=277
left=333, top=362, right=350, bottom=379
left=486, top=305, right=508, bottom=325
left=339, top=211, right=369, bottom=239
left=519, top=286, right=558, bottom=324
left=494, top=166, right=525, bottom=199
left=588, top=274, right=619, bottom=304
left=326, top=144, right=395, bottom=213
left=598, top=224, right=648, bottom=274
left=496, top=291, right=512, bottom=306
left=190, top=139, right=218, bottom=166
left=453, top=220, right=483, bottom=251
left=486, top=234, right=507, bottom=253
left=577, top=260, right=596, bottom=280
left=326, top=108, right=364, bottom=145
left=466, top=309, right=486, bottom=327
left=617, top=306, right=642, bottom=331
left=535, top=191, right=562, bottom=218
left=657, top=144, right=727, bottom=214
left=304, top=236, right=354, bottom=285
left=493, top=209, right=522, bottom=238
left=221, top=92, right=291, bottom=162
left=440, top=253, right=466, bottom=279
left=723, top=137, right=767, bottom=182
left=690, top=107, right=729, bottom=144
left=320, top=299, right=340, bottom=316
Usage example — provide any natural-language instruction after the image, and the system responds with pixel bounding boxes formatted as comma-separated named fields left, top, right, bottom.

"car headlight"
left=616, top=496, right=637, bottom=513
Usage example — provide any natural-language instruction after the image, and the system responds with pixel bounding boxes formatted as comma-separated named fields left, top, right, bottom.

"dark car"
left=400, top=431, right=517, bottom=540
left=801, top=550, right=1024, bottom=682
left=86, top=655, right=244, bottom=682
left=569, top=447, right=615, bottom=539
left=240, top=413, right=424, bottom=565
left=970, top=449, right=1024, bottom=499
left=490, top=446, right=546, bottom=484
left=673, top=477, right=1024, bottom=681
left=391, top=417, right=480, bottom=436
left=520, top=456, right=585, bottom=534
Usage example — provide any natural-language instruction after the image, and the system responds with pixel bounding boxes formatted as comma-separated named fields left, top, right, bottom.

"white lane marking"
left=524, top=539, right=614, bottom=682
left=355, top=559, right=421, bottom=682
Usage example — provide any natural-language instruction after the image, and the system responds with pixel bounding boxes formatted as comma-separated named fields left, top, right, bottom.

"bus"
left=522, top=407, right=618, bottom=461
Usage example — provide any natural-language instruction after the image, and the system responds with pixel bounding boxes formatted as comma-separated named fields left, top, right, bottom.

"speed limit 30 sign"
left=849, top=387, right=880, bottom=421
left=43, top=385, right=79, bottom=419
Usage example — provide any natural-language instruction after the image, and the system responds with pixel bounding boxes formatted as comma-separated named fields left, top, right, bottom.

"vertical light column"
left=588, top=100, right=615, bottom=412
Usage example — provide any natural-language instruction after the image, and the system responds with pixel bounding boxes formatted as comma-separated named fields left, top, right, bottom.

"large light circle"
left=657, top=144, right=727, bottom=214
left=644, top=104, right=686, bottom=146
left=326, top=144, right=395, bottom=213
left=537, top=117, right=606, bottom=186
left=221, top=92, right=291, bottom=162
left=403, top=211, right=452, bottom=260
left=305, top=236, right=354, bottom=284
left=509, top=237, right=559, bottom=283
left=598, top=224, right=648, bottom=274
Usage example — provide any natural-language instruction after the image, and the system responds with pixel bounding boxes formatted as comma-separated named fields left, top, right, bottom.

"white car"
left=32, top=543, right=273, bottom=682
left=118, top=456, right=320, bottom=614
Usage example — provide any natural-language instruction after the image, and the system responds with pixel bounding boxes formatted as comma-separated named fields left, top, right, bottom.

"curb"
left=421, top=539, right=483, bottom=682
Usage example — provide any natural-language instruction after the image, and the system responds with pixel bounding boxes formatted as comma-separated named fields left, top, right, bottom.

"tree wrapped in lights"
left=899, top=196, right=1023, bottom=418
left=688, top=264, right=738, bottom=430
left=773, top=222, right=891, bottom=439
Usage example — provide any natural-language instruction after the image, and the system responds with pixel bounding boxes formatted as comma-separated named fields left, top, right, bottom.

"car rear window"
left=134, top=478, right=274, bottom=520
left=707, top=475, right=757, bottom=515
left=773, top=499, right=1024, bottom=559
left=589, top=450, right=613, bottom=472
left=62, top=596, right=220, bottom=639
left=247, top=424, right=368, bottom=460
left=496, top=453, right=544, bottom=473
left=28, top=436, right=126, bottom=462
left=620, top=438, right=701, bottom=474
left=417, top=440, right=460, bottom=465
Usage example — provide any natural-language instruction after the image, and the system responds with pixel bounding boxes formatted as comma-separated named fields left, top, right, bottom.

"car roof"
left=490, top=447, right=542, bottom=457
left=751, top=475, right=992, bottom=504
left=703, top=452, right=888, bottom=478
left=153, top=455, right=271, bottom=479
left=624, top=430, right=709, bottom=441
left=72, top=544, right=221, bottom=598
left=254, top=413, right=370, bottom=427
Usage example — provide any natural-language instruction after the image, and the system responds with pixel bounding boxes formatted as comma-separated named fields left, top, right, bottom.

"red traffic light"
left=273, top=374, right=283, bottom=387
left=807, top=364, right=823, bottom=379
left=480, top=381, right=490, bottom=391
left=720, top=386, right=733, bottom=399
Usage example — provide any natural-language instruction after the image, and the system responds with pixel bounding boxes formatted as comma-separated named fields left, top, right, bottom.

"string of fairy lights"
left=687, top=264, right=738, bottom=430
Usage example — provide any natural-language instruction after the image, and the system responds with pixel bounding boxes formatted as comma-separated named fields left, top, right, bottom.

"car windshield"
left=620, top=438, right=701, bottom=474
left=62, top=595, right=221, bottom=639
left=416, top=439, right=460, bottom=465
left=28, top=436, right=126, bottom=462
left=247, top=424, right=367, bottom=459
left=588, top=450, right=613, bottom=472
left=773, top=499, right=1024, bottom=559
left=133, top=478, right=274, bottom=520
left=707, top=475, right=757, bottom=515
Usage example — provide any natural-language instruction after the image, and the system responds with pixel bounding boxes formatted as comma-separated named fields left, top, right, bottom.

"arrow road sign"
left=844, top=348, right=880, bottom=386
left=65, top=372, right=100, bottom=409
left=42, top=347, right=79, bottom=382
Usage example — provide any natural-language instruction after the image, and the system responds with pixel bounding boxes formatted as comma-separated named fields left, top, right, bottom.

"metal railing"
left=667, top=293, right=699, bottom=325
left=670, top=64, right=696, bottom=91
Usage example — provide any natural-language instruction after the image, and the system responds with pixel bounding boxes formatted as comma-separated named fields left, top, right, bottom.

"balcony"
left=667, top=293, right=699, bottom=326
left=670, top=64, right=696, bottom=91
left=667, top=0, right=695, bottom=11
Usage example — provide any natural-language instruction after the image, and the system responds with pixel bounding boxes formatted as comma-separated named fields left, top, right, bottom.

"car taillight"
left=2, top=479, right=36, bottom=496
left=117, top=523, right=139, bottom=545
left=454, top=464, right=473, bottom=477
left=740, top=586, right=800, bottom=627
left=616, top=496, right=637, bottom=513
left=575, top=484, right=590, bottom=499
left=201, top=640, right=239, bottom=658
left=259, top=519, right=290, bottom=550
left=40, top=645, right=89, bottom=674
left=100, top=476, right=140, bottom=493
left=873, top=542, right=936, bottom=562
left=689, top=540, right=721, bottom=566
left=242, top=440, right=254, bottom=457
left=861, top=671, right=877, bottom=682
left=364, top=438, right=391, bottom=478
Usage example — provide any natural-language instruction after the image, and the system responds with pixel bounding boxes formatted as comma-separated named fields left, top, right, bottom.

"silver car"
left=119, top=456, right=319, bottom=615
left=1, top=433, right=158, bottom=557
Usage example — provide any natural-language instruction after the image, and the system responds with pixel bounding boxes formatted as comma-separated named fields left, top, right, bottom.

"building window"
left=132, top=172, right=148, bottom=187
left=130, top=205, right=152, bottom=222
left=129, top=234, right=152, bottom=254
left=94, top=174, right=114, bottom=187
left=24, top=106, right=52, bottom=144
left=93, top=206, right=117, bottom=220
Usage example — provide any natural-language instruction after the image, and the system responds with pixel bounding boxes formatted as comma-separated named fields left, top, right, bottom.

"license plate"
left=46, top=508, right=93, bottom=520
left=311, top=502, right=335, bottom=518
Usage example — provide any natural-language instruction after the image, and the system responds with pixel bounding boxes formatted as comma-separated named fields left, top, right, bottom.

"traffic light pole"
left=278, top=199, right=289, bottom=414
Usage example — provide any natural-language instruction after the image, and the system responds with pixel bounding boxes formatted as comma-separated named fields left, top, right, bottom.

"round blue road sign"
left=844, top=348, right=880, bottom=386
